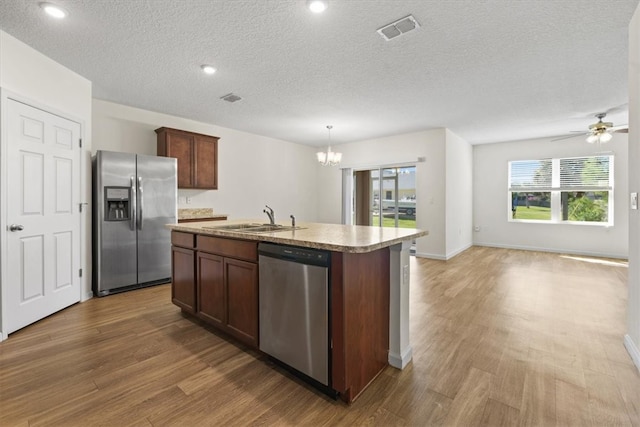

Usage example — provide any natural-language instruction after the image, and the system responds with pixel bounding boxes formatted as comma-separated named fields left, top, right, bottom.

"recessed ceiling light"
left=307, top=0, right=328, bottom=13
left=39, top=2, right=68, bottom=19
left=201, top=65, right=216, bottom=75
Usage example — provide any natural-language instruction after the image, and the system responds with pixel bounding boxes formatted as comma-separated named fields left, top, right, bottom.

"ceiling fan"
left=553, top=112, right=628, bottom=143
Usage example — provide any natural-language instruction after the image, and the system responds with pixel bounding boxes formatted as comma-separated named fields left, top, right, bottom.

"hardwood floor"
left=1, top=246, right=638, bottom=426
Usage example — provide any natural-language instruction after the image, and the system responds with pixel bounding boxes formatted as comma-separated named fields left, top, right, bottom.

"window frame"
left=508, top=155, right=613, bottom=226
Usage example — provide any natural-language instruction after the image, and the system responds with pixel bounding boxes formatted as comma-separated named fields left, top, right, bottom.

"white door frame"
left=0, top=89, right=88, bottom=342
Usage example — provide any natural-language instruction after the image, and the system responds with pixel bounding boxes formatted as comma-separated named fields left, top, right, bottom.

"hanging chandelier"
left=316, top=125, right=342, bottom=166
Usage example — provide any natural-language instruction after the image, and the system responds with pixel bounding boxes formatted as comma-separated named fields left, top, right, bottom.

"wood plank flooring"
left=1, top=246, right=638, bottom=426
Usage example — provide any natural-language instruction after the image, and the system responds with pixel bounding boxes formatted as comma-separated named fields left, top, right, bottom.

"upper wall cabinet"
left=155, top=127, right=219, bottom=189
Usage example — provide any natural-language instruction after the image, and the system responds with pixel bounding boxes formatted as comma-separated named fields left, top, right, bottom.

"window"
left=508, top=155, right=613, bottom=224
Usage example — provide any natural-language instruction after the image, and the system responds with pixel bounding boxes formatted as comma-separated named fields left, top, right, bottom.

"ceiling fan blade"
left=606, top=103, right=628, bottom=115
left=551, top=133, right=586, bottom=142
left=609, top=124, right=628, bottom=131
left=613, top=128, right=629, bottom=134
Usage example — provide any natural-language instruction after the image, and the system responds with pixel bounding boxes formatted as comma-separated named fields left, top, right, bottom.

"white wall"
left=315, top=162, right=343, bottom=224
left=445, top=129, right=473, bottom=258
left=473, top=134, right=629, bottom=259
left=0, top=30, right=93, bottom=338
left=626, top=3, right=640, bottom=371
left=92, top=100, right=319, bottom=222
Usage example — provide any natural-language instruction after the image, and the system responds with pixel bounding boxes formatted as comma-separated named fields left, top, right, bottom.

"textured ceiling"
left=0, top=0, right=637, bottom=146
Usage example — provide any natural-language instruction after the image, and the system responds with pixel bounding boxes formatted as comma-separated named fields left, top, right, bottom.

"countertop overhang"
left=167, top=220, right=428, bottom=253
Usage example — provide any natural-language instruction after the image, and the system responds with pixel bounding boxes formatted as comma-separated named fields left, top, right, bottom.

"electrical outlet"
left=186, top=197, right=192, bottom=204
left=631, top=192, right=638, bottom=210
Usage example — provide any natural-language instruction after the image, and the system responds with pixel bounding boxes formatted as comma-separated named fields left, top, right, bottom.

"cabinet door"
left=171, top=246, right=196, bottom=313
left=225, top=258, right=258, bottom=346
left=197, top=252, right=225, bottom=325
left=166, top=132, right=194, bottom=188
left=194, top=135, right=217, bottom=189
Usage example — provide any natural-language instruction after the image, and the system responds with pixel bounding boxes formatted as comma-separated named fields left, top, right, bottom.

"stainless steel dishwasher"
left=258, top=242, right=330, bottom=387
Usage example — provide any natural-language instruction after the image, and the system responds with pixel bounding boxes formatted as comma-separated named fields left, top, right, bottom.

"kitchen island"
left=167, top=220, right=427, bottom=403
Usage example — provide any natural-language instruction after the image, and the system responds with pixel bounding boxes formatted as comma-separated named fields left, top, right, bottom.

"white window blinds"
left=509, top=159, right=552, bottom=191
left=559, top=156, right=611, bottom=191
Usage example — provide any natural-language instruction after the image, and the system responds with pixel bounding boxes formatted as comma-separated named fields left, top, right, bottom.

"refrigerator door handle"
left=138, top=176, right=144, bottom=230
left=130, top=175, right=136, bottom=231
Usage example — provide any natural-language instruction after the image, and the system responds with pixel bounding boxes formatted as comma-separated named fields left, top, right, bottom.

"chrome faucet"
left=263, top=205, right=275, bottom=225
left=290, top=214, right=296, bottom=227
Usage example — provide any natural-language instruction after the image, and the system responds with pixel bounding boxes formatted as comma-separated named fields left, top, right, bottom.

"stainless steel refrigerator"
left=92, top=150, right=177, bottom=296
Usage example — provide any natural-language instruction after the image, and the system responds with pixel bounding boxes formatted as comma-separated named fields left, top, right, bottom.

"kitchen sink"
left=204, top=223, right=263, bottom=230
left=203, top=223, right=303, bottom=233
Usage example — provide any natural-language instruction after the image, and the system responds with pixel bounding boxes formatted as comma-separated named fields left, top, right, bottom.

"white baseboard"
left=414, top=252, right=446, bottom=260
left=417, top=243, right=625, bottom=261
left=446, top=243, right=473, bottom=260
left=0, top=330, right=4, bottom=342
left=624, top=334, right=640, bottom=373
left=415, top=243, right=473, bottom=261
left=389, top=345, right=413, bottom=369
left=473, top=242, right=628, bottom=260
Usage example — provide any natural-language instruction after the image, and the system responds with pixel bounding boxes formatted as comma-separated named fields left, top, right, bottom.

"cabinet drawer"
left=197, top=235, right=258, bottom=262
left=172, top=231, right=195, bottom=249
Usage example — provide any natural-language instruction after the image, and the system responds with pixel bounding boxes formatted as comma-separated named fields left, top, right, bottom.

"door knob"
left=9, top=224, right=24, bottom=232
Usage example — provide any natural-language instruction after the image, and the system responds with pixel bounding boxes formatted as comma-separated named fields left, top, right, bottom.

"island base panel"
left=332, top=248, right=390, bottom=403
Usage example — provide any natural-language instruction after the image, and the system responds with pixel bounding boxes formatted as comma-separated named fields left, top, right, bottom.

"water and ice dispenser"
left=104, top=187, right=130, bottom=221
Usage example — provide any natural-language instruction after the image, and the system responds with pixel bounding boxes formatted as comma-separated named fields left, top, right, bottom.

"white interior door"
left=5, top=99, right=81, bottom=334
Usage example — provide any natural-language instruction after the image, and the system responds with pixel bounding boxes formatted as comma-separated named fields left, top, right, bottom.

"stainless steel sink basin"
left=204, top=223, right=262, bottom=230
left=248, top=225, right=302, bottom=233
left=203, top=223, right=303, bottom=233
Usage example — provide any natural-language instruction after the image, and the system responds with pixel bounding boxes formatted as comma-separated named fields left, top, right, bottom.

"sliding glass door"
left=354, top=166, right=416, bottom=229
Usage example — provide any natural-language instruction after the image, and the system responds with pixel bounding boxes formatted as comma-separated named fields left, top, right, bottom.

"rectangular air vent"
left=220, top=93, right=242, bottom=103
left=377, top=15, right=420, bottom=41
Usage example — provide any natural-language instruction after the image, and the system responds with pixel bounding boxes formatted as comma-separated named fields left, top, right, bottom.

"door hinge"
left=79, top=138, right=83, bottom=148
left=79, top=202, right=88, bottom=213
left=79, top=268, right=83, bottom=277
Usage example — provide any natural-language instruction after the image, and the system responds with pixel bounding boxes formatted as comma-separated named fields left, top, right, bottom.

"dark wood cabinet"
left=171, top=232, right=196, bottom=313
left=156, top=127, right=218, bottom=189
left=197, top=252, right=225, bottom=325
left=225, top=258, right=258, bottom=345
left=171, top=233, right=259, bottom=347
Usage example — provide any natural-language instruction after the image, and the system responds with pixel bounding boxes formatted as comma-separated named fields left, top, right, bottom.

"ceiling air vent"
left=377, top=15, right=420, bottom=41
left=220, top=93, right=242, bottom=103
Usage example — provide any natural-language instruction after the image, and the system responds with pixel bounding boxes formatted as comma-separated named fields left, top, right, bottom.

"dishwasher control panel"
left=258, top=242, right=329, bottom=267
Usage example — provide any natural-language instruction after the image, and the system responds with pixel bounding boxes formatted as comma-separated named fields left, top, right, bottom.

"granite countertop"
left=178, top=208, right=227, bottom=220
left=167, top=219, right=428, bottom=253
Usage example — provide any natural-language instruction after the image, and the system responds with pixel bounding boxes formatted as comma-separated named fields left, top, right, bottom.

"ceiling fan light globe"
left=586, top=134, right=598, bottom=144
left=600, top=132, right=613, bottom=143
